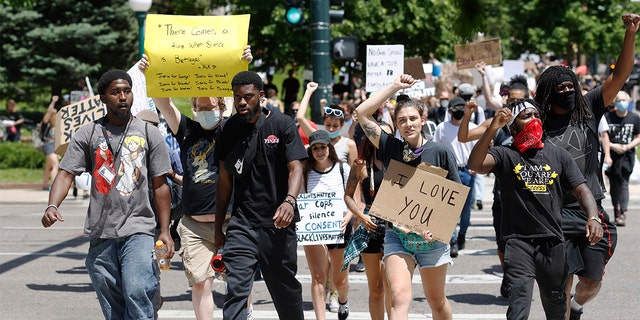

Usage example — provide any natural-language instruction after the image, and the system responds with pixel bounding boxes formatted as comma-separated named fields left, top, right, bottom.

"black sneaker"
left=450, top=242, right=458, bottom=258
left=338, top=300, right=350, bottom=320
left=569, top=307, right=583, bottom=320
left=457, top=234, right=466, bottom=250
left=476, top=200, right=483, bottom=210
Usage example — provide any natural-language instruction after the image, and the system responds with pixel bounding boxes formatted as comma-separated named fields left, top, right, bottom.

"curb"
left=0, top=183, right=42, bottom=190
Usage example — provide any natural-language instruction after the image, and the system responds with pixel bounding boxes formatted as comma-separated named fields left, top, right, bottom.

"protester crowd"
left=34, top=12, right=640, bottom=320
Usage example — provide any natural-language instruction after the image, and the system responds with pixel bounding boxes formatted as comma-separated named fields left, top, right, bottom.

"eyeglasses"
left=324, top=107, right=344, bottom=118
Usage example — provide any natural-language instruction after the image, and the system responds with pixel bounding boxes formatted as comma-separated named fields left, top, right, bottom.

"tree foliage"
left=2, top=0, right=640, bottom=107
left=0, top=0, right=136, bottom=102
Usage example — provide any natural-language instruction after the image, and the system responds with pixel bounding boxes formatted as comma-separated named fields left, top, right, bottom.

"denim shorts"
left=383, top=227, right=452, bottom=268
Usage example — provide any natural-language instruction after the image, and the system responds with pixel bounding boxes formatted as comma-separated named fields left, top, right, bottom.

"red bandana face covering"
left=513, top=118, right=544, bottom=153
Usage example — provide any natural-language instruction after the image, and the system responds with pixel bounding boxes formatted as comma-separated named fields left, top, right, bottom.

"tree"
left=0, top=0, right=137, bottom=102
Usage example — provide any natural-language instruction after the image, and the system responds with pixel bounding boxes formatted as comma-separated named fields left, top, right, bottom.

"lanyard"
left=100, top=118, right=132, bottom=161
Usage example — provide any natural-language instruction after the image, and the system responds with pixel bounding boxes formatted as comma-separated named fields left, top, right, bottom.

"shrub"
left=0, top=142, right=45, bottom=169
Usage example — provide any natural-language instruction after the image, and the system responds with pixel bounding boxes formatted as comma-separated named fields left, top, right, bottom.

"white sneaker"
left=328, top=290, right=339, bottom=313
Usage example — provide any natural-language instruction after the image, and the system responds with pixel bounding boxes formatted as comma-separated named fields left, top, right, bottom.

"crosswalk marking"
left=158, top=309, right=507, bottom=319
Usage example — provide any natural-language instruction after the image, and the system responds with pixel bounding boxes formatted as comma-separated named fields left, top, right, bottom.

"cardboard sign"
left=144, top=14, right=251, bottom=97
left=365, top=45, right=404, bottom=93
left=454, top=38, right=502, bottom=70
left=54, top=96, right=106, bottom=155
left=369, top=160, right=470, bottom=243
left=295, top=192, right=348, bottom=245
left=403, top=57, right=426, bottom=80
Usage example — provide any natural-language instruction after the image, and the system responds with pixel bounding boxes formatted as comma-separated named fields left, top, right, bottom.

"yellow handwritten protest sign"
left=145, top=14, right=250, bottom=97
left=54, top=96, right=106, bottom=156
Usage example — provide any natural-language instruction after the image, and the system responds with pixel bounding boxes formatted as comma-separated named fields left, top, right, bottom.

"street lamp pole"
left=129, top=0, right=153, bottom=59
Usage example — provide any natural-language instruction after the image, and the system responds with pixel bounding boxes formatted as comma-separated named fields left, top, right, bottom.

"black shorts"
left=564, top=206, right=617, bottom=280
left=362, top=227, right=385, bottom=254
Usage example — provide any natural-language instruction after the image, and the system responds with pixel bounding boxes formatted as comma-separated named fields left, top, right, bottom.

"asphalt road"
left=1, top=178, right=638, bottom=319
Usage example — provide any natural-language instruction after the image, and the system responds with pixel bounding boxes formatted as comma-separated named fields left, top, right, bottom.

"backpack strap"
left=339, top=162, right=345, bottom=190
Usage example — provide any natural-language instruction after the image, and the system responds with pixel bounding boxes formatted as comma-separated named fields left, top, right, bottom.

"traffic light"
left=285, top=0, right=304, bottom=25
left=329, top=0, right=344, bottom=24
left=332, top=36, right=358, bottom=60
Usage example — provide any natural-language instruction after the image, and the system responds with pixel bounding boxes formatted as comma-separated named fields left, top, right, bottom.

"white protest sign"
left=296, top=192, right=348, bottom=245
left=366, top=45, right=404, bottom=93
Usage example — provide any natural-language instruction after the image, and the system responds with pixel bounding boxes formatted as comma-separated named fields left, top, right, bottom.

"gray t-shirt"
left=60, top=117, right=171, bottom=239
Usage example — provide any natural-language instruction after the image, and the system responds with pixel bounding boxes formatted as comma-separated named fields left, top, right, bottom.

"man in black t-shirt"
left=215, top=71, right=307, bottom=320
left=605, top=91, right=640, bottom=226
left=534, top=14, right=639, bottom=319
left=469, top=99, right=603, bottom=320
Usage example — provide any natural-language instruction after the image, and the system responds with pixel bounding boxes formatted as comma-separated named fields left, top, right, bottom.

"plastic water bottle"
left=603, top=163, right=609, bottom=171
left=155, top=240, right=171, bottom=271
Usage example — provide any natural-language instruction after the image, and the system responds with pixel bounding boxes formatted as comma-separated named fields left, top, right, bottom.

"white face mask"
left=196, top=110, right=222, bottom=129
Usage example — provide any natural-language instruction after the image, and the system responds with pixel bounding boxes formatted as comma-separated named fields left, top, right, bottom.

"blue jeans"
left=85, top=234, right=158, bottom=320
left=451, top=168, right=475, bottom=243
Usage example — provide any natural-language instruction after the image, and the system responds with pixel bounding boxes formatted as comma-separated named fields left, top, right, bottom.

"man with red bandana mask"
left=468, top=99, right=603, bottom=320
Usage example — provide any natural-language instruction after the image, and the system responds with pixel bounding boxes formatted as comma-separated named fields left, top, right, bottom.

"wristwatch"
left=588, top=216, right=602, bottom=224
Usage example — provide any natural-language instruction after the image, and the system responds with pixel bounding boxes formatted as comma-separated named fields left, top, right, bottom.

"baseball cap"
left=308, top=130, right=331, bottom=147
left=448, top=97, right=466, bottom=111
left=458, top=83, right=476, bottom=97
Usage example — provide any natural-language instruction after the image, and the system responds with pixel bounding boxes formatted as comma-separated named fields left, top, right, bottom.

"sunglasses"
left=324, top=107, right=344, bottom=117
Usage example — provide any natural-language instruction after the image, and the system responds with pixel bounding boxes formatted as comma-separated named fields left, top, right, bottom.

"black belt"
left=457, top=165, right=467, bottom=170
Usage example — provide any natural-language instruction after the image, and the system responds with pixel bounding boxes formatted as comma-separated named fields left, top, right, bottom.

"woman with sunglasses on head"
left=302, top=130, right=353, bottom=320
left=297, top=82, right=358, bottom=165
left=355, top=74, right=460, bottom=320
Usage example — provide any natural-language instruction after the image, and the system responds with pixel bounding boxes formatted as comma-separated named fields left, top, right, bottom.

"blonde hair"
left=124, top=135, right=146, bottom=149
left=191, top=97, right=226, bottom=110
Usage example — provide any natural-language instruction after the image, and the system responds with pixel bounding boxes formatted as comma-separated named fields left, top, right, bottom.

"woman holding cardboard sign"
left=355, top=74, right=461, bottom=320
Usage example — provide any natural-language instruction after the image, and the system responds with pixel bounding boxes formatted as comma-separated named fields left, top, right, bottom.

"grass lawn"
left=0, top=168, right=42, bottom=183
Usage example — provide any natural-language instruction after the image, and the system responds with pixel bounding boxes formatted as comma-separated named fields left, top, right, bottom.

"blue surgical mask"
left=327, top=130, right=341, bottom=139
left=196, top=110, right=222, bottom=129
left=616, top=100, right=629, bottom=112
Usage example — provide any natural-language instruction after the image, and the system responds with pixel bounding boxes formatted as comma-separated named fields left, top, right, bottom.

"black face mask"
left=552, top=91, right=576, bottom=111
left=451, top=110, right=464, bottom=120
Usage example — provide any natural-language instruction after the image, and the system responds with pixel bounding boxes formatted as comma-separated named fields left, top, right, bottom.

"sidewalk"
left=0, top=183, right=84, bottom=205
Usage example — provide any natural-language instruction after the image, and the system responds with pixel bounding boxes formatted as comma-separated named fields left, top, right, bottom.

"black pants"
left=504, top=238, right=567, bottom=320
left=222, top=218, right=303, bottom=320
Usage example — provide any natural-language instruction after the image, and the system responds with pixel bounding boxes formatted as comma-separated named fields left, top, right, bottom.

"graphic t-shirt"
left=543, top=87, right=605, bottom=206
left=175, top=114, right=220, bottom=216
left=488, top=145, right=586, bottom=241
left=60, top=117, right=171, bottom=238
